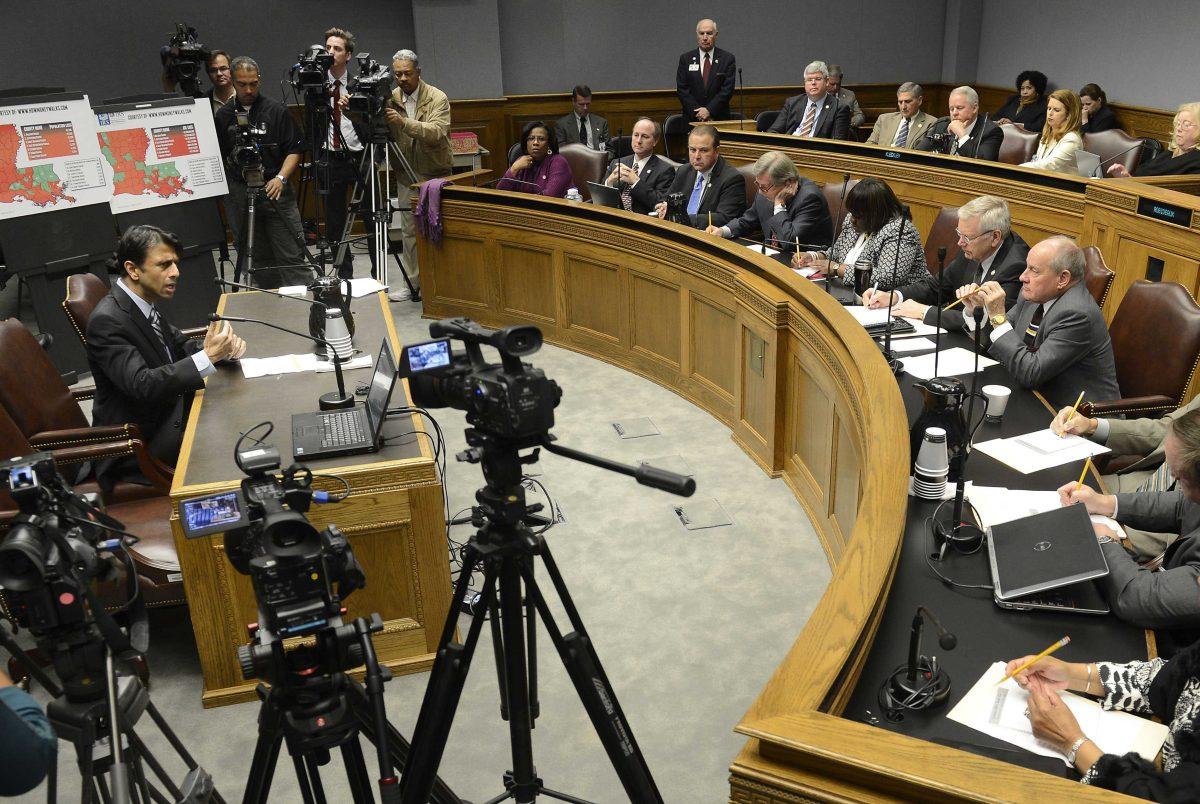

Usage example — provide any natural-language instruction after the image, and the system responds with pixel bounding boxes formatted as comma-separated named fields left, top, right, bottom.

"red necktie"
left=701, top=53, right=711, bottom=86
left=332, top=82, right=342, bottom=149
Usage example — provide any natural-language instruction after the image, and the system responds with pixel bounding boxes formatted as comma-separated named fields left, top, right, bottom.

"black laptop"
left=291, top=339, right=397, bottom=459
left=986, top=503, right=1110, bottom=613
left=586, top=181, right=623, bottom=209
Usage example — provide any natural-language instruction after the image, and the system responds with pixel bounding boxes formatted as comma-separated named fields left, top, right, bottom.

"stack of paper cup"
left=913, top=426, right=950, bottom=500
left=323, top=309, right=355, bottom=360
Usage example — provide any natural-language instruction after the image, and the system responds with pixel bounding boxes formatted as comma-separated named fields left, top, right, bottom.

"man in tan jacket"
left=386, top=49, right=452, bottom=300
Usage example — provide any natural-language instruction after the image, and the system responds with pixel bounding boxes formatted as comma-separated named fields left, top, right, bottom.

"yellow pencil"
left=997, top=636, right=1071, bottom=685
left=1065, top=390, right=1086, bottom=427
left=1076, top=456, right=1093, bottom=491
left=943, top=296, right=965, bottom=311
left=708, top=211, right=712, bottom=228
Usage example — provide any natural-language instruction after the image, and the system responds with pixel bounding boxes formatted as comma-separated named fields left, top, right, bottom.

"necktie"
left=1023, top=304, right=1044, bottom=349
left=1137, top=460, right=1176, bottom=493
left=149, top=308, right=172, bottom=361
left=332, top=81, right=342, bottom=149
left=894, top=118, right=909, bottom=147
left=687, top=172, right=704, bottom=216
left=579, top=116, right=588, bottom=147
left=797, top=103, right=817, bottom=137
left=701, top=53, right=711, bottom=86
left=620, top=160, right=636, bottom=211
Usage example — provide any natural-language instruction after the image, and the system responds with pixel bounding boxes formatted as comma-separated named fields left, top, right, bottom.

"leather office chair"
left=507, top=141, right=523, bottom=166
left=1083, top=130, right=1143, bottom=176
left=756, top=110, right=781, bottom=132
left=1082, top=280, right=1200, bottom=419
left=737, top=163, right=758, bottom=207
left=607, top=136, right=632, bottom=160
left=662, top=114, right=687, bottom=160
left=998, top=123, right=1040, bottom=165
left=923, top=207, right=962, bottom=273
left=822, top=178, right=859, bottom=241
left=63, top=273, right=205, bottom=347
left=1082, top=246, right=1116, bottom=309
left=558, top=144, right=607, bottom=201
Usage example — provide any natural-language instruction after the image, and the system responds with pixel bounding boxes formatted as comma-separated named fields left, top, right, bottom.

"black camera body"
left=291, top=44, right=334, bottom=94
left=161, top=23, right=210, bottom=98
left=923, top=130, right=956, bottom=154
left=347, top=53, right=393, bottom=118
left=663, top=192, right=691, bottom=226
left=229, top=110, right=268, bottom=185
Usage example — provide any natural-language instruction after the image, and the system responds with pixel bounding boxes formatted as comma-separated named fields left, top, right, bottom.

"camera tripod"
left=1, top=619, right=221, bottom=804
left=400, top=431, right=691, bottom=804
left=233, top=164, right=321, bottom=287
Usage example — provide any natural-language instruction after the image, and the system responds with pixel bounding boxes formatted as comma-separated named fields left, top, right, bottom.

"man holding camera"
left=214, top=56, right=312, bottom=288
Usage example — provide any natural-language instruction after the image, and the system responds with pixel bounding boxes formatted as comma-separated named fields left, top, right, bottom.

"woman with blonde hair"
left=1109, top=102, right=1200, bottom=177
left=1020, top=88, right=1082, bottom=174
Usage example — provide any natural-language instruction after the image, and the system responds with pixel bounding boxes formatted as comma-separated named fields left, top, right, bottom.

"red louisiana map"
left=98, top=129, right=193, bottom=199
left=0, top=123, right=75, bottom=207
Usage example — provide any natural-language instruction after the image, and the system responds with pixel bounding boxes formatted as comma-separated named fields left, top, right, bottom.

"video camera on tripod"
left=347, top=54, right=393, bottom=119
left=290, top=44, right=335, bottom=95
left=160, top=22, right=210, bottom=98
left=229, top=110, right=269, bottom=186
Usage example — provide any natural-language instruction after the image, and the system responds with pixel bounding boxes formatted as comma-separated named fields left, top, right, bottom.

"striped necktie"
left=796, top=103, right=817, bottom=137
left=1136, top=460, right=1175, bottom=493
left=894, top=118, right=909, bottom=147
left=149, top=308, right=172, bottom=361
left=1023, top=304, right=1044, bottom=350
left=620, top=160, right=636, bottom=211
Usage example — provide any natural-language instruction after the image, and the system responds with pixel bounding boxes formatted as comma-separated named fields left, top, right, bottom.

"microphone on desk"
left=933, top=247, right=947, bottom=377
left=214, top=276, right=328, bottom=306
left=738, top=67, right=746, bottom=128
left=1096, top=142, right=1144, bottom=176
left=880, top=605, right=955, bottom=720
left=826, top=173, right=851, bottom=297
left=878, top=206, right=910, bottom=375
left=482, top=176, right=542, bottom=192
left=210, top=313, right=355, bottom=411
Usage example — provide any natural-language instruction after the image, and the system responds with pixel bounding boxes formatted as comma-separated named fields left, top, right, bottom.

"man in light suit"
left=554, top=85, right=610, bottom=151
left=913, top=85, right=1003, bottom=161
left=1062, top=407, right=1200, bottom=652
left=827, top=66, right=864, bottom=128
left=387, top=49, right=453, bottom=300
left=767, top=61, right=851, bottom=140
left=676, top=19, right=736, bottom=122
left=959, top=236, right=1119, bottom=408
left=87, top=225, right=247, bottom=489
left=654, top=125, right=746, bottom=229
left=884, top=195, right=1028, bottom=329
left=603, top=117, right=675, bottom=214
left=865, top=82, right=936, bottom=148
left=705, top=150, right=831, bottom=259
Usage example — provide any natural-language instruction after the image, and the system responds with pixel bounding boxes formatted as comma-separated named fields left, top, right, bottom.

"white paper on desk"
left=889, top=337, right=937, bottom=354
left=314, top=354, right=373, bottom=373
left=894, top=319, right=948, bottom=339
left=1017, top=429, right=1093, bottom=455
left=948, top=662, right=1169, bottom=766
left=277, top=285, right=307, bottom=297
left=968, top=485, right=1128, bottom=538
left=239, top=353, right=317, bottom=378
left=348, top=277, right=388, bottom=297
left=900, top=347, right=998, bottom=379
left=745, top=243, right=780, bottom=257
left=974, top=434, right=1109, bottom=474
left=846, top=305, right=893, bottom=326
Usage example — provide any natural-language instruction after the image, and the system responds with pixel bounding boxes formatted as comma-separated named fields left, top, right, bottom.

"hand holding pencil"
left=1001, top=637, right=1072, bottom=689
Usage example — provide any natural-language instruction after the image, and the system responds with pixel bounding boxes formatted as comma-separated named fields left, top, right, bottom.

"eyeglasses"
left=754, top=181, right=775, bottom=192
left=1175, top=119, right=1197, bottom=131
left=955, top=228, right=995, bottom=243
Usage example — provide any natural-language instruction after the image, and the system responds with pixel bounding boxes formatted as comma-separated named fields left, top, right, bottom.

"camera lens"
left=0, top=523, right=48, bottom=592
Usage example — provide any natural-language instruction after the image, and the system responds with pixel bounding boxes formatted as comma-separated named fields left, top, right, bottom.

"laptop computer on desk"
left=292, top=339, right=398, bottom=459
left=987, top=503, right=1111, bottom=615
left=586, top=181, right=623, bottom=209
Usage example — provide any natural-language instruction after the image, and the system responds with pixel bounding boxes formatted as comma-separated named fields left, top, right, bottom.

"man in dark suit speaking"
left=676, top=18, right=736, bottom=123
left=654, top=125, right=746, bottom=229
left=767, top=61, right=851, bottom=140
left=913, top=85, right=1003, bottom=161
left=87, top=225, right=247, bottom=488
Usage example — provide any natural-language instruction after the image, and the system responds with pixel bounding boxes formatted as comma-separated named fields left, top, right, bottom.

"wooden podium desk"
left=170, top=290, right=452, bottom=707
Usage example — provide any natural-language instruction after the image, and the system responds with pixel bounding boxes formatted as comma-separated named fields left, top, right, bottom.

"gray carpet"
left=10, top=254, right=830, bottom=803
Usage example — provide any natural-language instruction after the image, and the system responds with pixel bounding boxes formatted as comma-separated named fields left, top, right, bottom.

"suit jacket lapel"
left=114, top=290, right=169, bottom=366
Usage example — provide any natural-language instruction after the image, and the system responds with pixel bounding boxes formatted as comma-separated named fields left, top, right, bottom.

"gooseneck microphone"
left=826, top=172, right=851, bottom=296
left=738, top=67, right=745, bottom=127
left=211, top=313, right=355, bottom=410
left=933, top=247, right=947, bottom=377
left=214, top=276, right=327, bottom=306
left=879, top=605, right=956, bottom=720
left=879, top=206, right=910, bottom=374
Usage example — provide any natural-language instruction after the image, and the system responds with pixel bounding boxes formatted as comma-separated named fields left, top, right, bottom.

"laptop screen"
left=365, top=339, right=399, bottom=441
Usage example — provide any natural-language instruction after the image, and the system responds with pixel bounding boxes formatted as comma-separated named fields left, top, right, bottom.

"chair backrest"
left=1140, top=137, right=1165, bottom=165
left=924, top=206, right=962, bottom=273
left=557, top=144, right=608, bottom=201
left=0, top=318, right=88, bottom=438
left=756, top=110, right=781, bottom=132
left=0, top=404, right=33, bottom=513
left=662, top=114, right=686, bottom=159
left=736, top=163, right=758, bottom=207
left=821, top=179, right=860, bottom=240
left=608, top=136, right=632, bottom=159
left=1083, top=129, right=1143, bottom=175
left=1108, top=280, right=1200, bottom=407
left=1082, top=246, right=1116, bottom=309
left=998, top=123, right=1040, bottom=165
left=63, top=272, right=110, bottom=345
left=507, top=141, right=523, bottom=166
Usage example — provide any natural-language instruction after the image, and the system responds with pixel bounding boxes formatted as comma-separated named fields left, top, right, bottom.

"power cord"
left=923, top=499, right=994, bottom=591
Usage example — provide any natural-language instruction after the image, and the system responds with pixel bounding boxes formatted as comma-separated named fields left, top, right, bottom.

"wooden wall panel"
left=423, top=234, right=491, bottom=309
left=689, top=294, right=737, bottom=399
left=496, top=241, right=556, bottom=323
left=830, top=417, right=862, bottom=555
left=629, top=271, right=681, bottom=367
left=562, top=256, right=623, bottom=344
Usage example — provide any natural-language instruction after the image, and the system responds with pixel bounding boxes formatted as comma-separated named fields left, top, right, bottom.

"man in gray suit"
left=826, top=66, right=864, bottom=128
left=865, top=82, right=936, bottom=149
left=555, top=85, right=609, bottom=151
left=1061, top=407, right=1200, bottom=649
left=960, top=236, right=1119, bottom=408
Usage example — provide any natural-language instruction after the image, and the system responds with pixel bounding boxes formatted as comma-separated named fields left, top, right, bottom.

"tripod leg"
left=497, top=556, right=538, bottom=803
left=242, top=710, right=286, bottom=804
left=526, top=588, right=539, bottom=722
left=399, top=556, right=497, bottom=804
left=124, top=727, right=183, bottom=801
left=291, top=754, right=319, bottom=804
left=340, top=739, right=375, bottom=804
left=521, top=552, right=663, bottom=803
left=489, top=605, right=509, bottom=720
left=303, top=754, right=328, bottom=804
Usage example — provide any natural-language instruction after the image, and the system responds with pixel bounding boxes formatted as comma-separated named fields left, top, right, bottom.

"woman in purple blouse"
left=497, top=120, right=573, bottom=198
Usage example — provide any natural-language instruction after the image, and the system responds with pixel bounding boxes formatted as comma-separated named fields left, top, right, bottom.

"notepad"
left=974, top=431, right=1109, bottom=474
left=1016, top=429, right=1091, bottom=455
left=899, top=348, right=998, bottom=379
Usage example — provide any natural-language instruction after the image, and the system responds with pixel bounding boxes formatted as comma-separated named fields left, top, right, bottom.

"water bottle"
left=565, top=187, right=583, bottom=203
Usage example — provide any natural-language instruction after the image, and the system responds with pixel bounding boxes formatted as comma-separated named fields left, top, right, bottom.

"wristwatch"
left=1097, top=533, right=1114, bottom=545
left=989, top=312, right=1007, bottom=327
left=1066, top=736, right=1090, bottom=765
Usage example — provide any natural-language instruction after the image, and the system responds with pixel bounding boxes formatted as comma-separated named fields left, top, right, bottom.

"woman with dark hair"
left=994, top=70, right=1049, bottom=132
left=1080, top=83, right=1118, bottom=134
left=791, top=177, right=926, bottom=297
left=497, top=121, right=573, bottom=197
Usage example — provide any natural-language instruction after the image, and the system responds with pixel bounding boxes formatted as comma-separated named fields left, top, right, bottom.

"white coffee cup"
left=982, top=385, right=1011, bottom=422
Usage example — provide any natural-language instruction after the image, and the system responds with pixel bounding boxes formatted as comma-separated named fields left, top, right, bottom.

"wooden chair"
left=558, top=143, right=608, bottom=201
left=1082, top=280, right=1200, bottom=419
left=923, top=206, right=961, bottom=273
left=1083, top=129, right=1143, bottom=176
left=821, top=178, right=859, bottom=241
left=1082, top=246, right=1116, bottom=309
left=998, top=123, right=1039, bottom=165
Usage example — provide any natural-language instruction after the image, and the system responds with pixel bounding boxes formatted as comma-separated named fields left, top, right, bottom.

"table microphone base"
left=319, top=390, right=356, bottom=410
left=932, top=520, right=984, bottom=559
left=884, top=658, right=951, bottom=712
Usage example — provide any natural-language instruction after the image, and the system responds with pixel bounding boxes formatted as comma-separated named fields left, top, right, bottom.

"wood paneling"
left=496, top=241, right=556, bottom=323
left=629, top=271, right=681, bottom=368
left=563, top=256, right=622, bottom=344
left=424, top=234, right=490, bottom=309
left=689, top=294, right=736, bottom=398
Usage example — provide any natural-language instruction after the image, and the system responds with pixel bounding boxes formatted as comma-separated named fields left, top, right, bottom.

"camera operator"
left=321, top=27, right=371, bottom=280
left=214, top=56, right=313, bottom=288
left=386, top=49, right=452, bottom=299
left=203, top=50, right=236, bottom=113
left=0, top=667, right=57, bottom=796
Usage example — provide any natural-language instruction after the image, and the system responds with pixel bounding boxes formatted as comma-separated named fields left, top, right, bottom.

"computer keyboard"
left=320, top=409, right=366, bottom=447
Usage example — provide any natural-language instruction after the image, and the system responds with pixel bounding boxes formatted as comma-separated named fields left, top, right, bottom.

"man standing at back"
left=676, top=19, right=736, bottom=123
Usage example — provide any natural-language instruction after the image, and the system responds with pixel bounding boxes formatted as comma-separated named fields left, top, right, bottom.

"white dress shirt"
left=794, top=95, right=828, bottom=137
left=115, top=278, right=214, bottom=377
left=327, top=71, right=363, bottom=151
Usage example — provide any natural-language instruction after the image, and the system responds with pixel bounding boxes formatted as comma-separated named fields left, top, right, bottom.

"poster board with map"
left=0, top=92, right=113, bottom=220
left=93, top=97, right=228, bottom=214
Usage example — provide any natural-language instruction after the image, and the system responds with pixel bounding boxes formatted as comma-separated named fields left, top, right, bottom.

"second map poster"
left=95, top=97, right=229, bottom=214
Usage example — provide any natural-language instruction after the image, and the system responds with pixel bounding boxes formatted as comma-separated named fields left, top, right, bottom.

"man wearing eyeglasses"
left=877, top=195, right=1028, bottom=331
left=203, top=51, right=236, bottom=113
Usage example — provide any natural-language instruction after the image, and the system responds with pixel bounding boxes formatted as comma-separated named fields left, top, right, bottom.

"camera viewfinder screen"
left=182, top=491, right=243, bottom=537
left=407, top=340, right=451, bottom=372
left=8, top=465, right=35, bottom=490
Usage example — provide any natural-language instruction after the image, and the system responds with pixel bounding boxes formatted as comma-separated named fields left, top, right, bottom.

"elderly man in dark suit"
left=767, top=61, right=852, bottom=140
left=675, top=18, right=736, bottom=123
left=1061, top=407, right=1200, bottom=652
left=913, top=85, right=1003, bottom=161
left=884, top=195, right=1028, bottom=328
left=654, top=125, right=746, bottom=229
left=554, top=84, right=609, bottom=150
left=87, top=225, right=246, bottom=488
left=705, top=150, right=831, bottom=258
left=958, top=235, right=1119, bottom=407
left=603, top=117, right=675, bottom=214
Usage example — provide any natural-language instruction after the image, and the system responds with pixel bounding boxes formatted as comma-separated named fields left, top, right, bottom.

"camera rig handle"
left=539, top=436, right=696, bottom=497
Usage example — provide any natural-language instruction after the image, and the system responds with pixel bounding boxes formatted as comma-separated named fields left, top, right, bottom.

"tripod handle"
left=635, top=464, right=696, bottom=497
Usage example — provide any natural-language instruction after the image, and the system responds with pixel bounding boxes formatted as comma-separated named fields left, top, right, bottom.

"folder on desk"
left=986, top=503, right=1108, bottom=601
